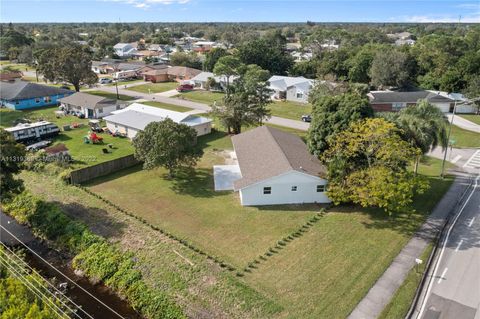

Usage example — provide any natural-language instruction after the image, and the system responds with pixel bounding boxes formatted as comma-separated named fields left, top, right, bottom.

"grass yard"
left=175, top=90, right=225, bottom=105
left=127, top=82, right=178, bottom=93
left=0, top=107, right=134, bottom=167
left=449, top=125, right=480, bottom=148
left=141, top=101, right=193, bottom=112
left=0, top=62, right=36, bottom=72
left=84, top=117, right=453, bottom=318
left=458, top=114, right=480, bottom=126
left=268, top=101, right=312, bottom=120
left=379, top=243, right=433, bottom=319
left=87, top=90, right=136, bottom=101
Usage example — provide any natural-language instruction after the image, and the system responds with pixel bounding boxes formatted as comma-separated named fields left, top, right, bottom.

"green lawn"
left=84, top=119, right=453, bottom=318
left=87, top=90, right=136, bottom=101
left=0, top=107, right=134, bottom=168
left=449, top=125, right=480, bottom=148
left=458, top=114, right=480, bottom=126
left=0, top=62, right=36, bottom=72
left=268, top=101, right=312, bottom=120
left=379, top=244, right=433, bottom=319
left=175, top=90, right=225, bottom=105
left=127, top=82, right=178, bottom=93
left=141, top=101, right=193, bottom=112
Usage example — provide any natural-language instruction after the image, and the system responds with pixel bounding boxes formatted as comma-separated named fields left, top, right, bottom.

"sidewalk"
left=446, top=114, right=480, bottom=133
left=347, top=172, right=473, bottom=319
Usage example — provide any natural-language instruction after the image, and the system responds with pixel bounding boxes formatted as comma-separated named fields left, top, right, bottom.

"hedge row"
left=76, top=185, right=237, bottom=273
left=3, top=192, right=185, bottom=319
left=239, top=209, right=326, bottom=276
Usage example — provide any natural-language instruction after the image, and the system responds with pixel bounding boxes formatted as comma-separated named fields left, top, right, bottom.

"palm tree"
left=379, top=100, right=448, bottom=175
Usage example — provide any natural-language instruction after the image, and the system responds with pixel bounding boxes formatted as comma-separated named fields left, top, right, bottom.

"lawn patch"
left=127, top=82, right=178, bottom=93
left=449, top=125, right=480, bottom=148
left=175, top=90, right=224, bottom=105
left=268, top=101, right=312, bottom=121
left=458, top=114, right=480, bottom=126
left=141, top=101, right=193, bottom=112
left=88, top=90, right=136, bottom=101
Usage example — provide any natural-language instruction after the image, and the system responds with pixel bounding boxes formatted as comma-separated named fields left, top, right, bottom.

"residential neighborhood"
left=0, top=2, right=479, bottom=319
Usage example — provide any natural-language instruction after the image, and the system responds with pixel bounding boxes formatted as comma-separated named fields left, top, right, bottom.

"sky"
left=1, top=0, right=479, bottom=23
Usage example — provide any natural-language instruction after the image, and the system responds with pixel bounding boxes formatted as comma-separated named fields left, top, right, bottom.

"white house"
left=368, top=90, right=455, bottom=113
left=103, top=102, right=212, bottom=139
left=267, top=75, right=315, bottom=104
left=58, top=92, right=126, bottom=119
left=190, top=71, right=238, bottom=91
left=230, top=126, right=330, bottom=206
left=113, top=43, right=137, bottom=57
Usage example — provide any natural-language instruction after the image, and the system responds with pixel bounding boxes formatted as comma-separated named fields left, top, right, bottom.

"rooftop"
left=0, top=81, right=72, bottom=100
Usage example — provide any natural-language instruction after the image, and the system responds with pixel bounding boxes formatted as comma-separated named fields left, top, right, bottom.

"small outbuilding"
left=58, top=92, right=126, bottom=118
left=231, top=126, right=330, bottom=206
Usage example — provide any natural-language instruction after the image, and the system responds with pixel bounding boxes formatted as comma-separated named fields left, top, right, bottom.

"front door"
left=88, top=109, right=94, bottom=118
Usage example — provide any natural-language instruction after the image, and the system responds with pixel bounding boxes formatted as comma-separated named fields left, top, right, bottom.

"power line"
left=0, top=254, right=71, bottom=319
left=0, top=242, right=92, bottom=319
left=0, top=225, right=126, bottom=319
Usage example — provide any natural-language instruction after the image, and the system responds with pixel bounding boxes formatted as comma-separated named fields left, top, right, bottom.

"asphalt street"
left=418, top=175, right=480, bottom=319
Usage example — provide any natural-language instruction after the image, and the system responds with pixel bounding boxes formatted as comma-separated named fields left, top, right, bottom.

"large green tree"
left=132, top=119, right=203, bottom=177
left=213, top=55, right=243, bottom=96
left=379, top=100, right=448, bottom=174
left=0, top=129, right=26, bottom=199
left=307, top=93, right=373, bottom=156
left=204, top=47, right=228, bottom=72
left=370, top=49, right=414, bottom=89
left=324, top=118, right=427, bottom=215
left=35, top=45, right=97, bottom=92
left=170, top=51, right=202, bottom=70
left=236, top=38, right=293, bottom=75
left=210, top=64, right=271, bottom=134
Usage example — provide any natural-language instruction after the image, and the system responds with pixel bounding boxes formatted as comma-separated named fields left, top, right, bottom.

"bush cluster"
left=3, top=192, right=185, bottom=319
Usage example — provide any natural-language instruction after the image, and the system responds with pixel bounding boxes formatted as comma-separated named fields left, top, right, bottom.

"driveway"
left=446, top=114, right=480, bottom=133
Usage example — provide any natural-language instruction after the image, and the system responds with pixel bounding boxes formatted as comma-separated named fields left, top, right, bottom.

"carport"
left=213, top=165, right=242, bottom=191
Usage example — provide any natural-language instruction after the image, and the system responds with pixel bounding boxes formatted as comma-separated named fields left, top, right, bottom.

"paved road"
left=446, top=114, right=480, bottom=134
left=348, top=173, right=474, bottom=319
left=428, top=147, right=480, bottom=172
left=417, top=175, right=480, bottom=319
left=94, top=86, right=311, bottom=130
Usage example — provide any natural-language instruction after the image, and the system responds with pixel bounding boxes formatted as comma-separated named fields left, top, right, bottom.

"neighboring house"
left=143, top=66, right=202, bottom=83
left=103, top=102, right=212, bottom=139
left=0, top=82, right=72, bottom=110
left=113, top=43, right=137, bottom=57
left=267, top=75, right=315, bottom=103
left=193, top=41, right=216, bottom=53
left=368, top=90, right=455, bottom=113
left=91, top=61, right=110, bottom=74
left=58, top=92, right=126, bottom=118
left=436, top=91, right=478, bottom=114
left=137, top=64, right=169, bottom=77
left=231, top=126, right=330, bottom=206
left=190, top=71, right=238, bottom=91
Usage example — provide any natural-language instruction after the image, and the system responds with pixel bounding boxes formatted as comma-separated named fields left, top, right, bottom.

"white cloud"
left=456, top=3, right=480, bottom=9
left=395, top=13, right=480, bottom=23
left=102, top=0, right=190, bottom=10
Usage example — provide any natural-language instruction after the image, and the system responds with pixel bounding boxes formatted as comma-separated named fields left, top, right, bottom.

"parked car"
left=99, top=78, right=112, bottom=84
left=301, top=115, right=312, bottom=122
left=176, top=84, right=194, bottom=92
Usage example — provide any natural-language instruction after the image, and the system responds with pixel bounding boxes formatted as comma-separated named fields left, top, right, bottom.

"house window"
left=44, top=96, right=51, bottom=103
left=98, top=108, right=103, bottom=114
left=35, top=98, right=41, bottom=103
left=296, top=92, right=304, bottom=99
left=392, top=102, right=406, bottom=111
left=317, top=185, right=325, bottom=193
left=15, top=100, right=20, bottom=105
left=291, top=186, right=297, bottom=192
left=263, top=187, right=271, bottom=195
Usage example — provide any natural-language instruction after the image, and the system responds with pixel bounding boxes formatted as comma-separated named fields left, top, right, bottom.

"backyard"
left=127, top=82, right=178, bottom=94
left=84, top=124, right=453, bottom=318
left=175, top=90, right=225, bottom=105
left=0, top=107, right=134, bottom=167
left=268, top=101, right=312, bottom=120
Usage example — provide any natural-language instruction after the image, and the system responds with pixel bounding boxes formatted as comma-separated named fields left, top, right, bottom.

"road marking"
left=463, top=150, right=480, bottom=169
left=468, top=217, right=475, bottom=227
left=451, top=155, right=462, bottom=164
left=418, top=175, right=480, bottom=318
left=455, top=239, right=464, bottom=252
left=437, top=267, right=448, bottom=284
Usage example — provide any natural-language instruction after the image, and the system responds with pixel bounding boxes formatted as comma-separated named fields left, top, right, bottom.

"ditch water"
left=0, top=212, right=143, bottom=319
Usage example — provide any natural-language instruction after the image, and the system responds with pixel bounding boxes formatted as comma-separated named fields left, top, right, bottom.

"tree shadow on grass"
left=83, top=164, right=143, bottom=187
left=169, top=168, right=218, bottom=198
left=197, top=130, right=229, bottom=150
left=52, top=201, right=127, bottom=240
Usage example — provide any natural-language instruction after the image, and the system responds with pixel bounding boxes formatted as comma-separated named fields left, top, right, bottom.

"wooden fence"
left=70, top=154, right=139, bottom=184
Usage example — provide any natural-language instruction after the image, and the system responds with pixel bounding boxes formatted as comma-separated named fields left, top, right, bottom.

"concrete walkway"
left=348, top=172, right=473, bottom=319
left=446, top=114, right=480, bottom=133
left=428, top=147, right=479, bottom=172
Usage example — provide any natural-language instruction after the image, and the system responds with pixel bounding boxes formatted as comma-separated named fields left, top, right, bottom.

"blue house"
left=0, top=81, right=73, bottom=110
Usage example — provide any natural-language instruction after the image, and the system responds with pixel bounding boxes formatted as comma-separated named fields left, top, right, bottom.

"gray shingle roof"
left=58, top=92, right=120, bottom=109
left=369, top=91, right=454, bottom=104
left=0, top=81, right=72, bottom=100
left=232, top=126, right=327, bottom=190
